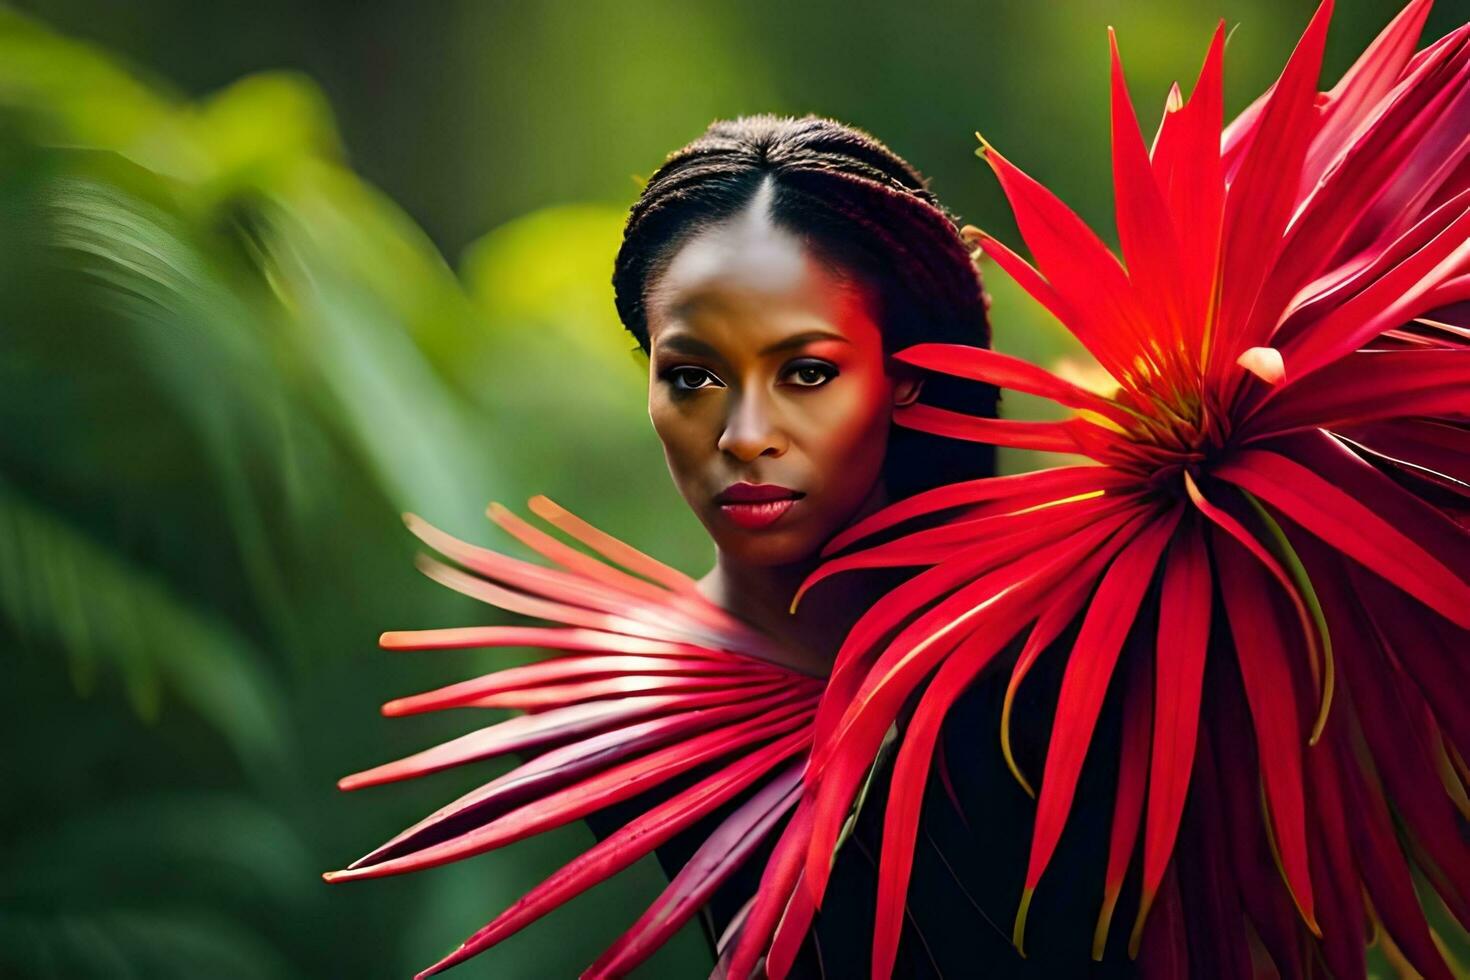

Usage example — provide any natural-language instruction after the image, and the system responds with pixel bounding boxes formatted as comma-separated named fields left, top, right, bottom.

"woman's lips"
left=721, top=498, right=798, bottom=529
left=715, top=483, right=805, bottom=530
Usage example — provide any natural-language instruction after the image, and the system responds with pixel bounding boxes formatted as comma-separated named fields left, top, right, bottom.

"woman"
left=597, top=114, right=1126, bottom=978
left=327, top=113, right=1120, bottom=977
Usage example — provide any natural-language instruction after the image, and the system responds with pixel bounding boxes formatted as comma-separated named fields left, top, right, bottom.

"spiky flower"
left=326, top=497, right=821, bottom=978
left=781, top=2, right=1470, bottom=977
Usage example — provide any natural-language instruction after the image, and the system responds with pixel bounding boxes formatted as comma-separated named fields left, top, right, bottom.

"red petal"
left=1093, top=642, right=1152, bottom=959
left=1309, top=542, right=1470, bottom=929
left=414, top=731, right=810, bottom=978
left=1323, top=24, right=1470, bottom=262
left=1206, top=700, right=1306, bottom=975
left=1244, top=348, right=1470, bottom=436
left=809, top=546, right=1019, bottom=756
left=406, top=513, right=651, bottom=617
left=525, top=495, right=708, bottom=598
left=1343, top=417, right=1470, bottom=488
left=979, top=145, right=1151, bottom=382
left=409, top=555, right=724, bottom=648
left=1305, top=0, right=1433, bottom=190
left=1175, top=727, right=1256, bottom=977
left=343, top=698, right=807, bottom=872
left=328, top=705, right=812, bottom=882
left=893, top=402, right=1084, bottom=453
left=1157, top=22, right=1225, bottom=344
left=1181, top=471, right=1327, bottom=705
left=1303, top=718, right=1366, bottom=979
left=1281, top=186, right=1470, bottom=378
left=1336, top=729, right=1456, bottom=980
left=344, top=692, right=739, bottom=787
left=973, top=229, right=1085, bottom=333
left=894, top=343, right=1130, bottom=424
left=800, top=489, right=1136, bottom=608
left=1245, top=14, right=1463, bottom=360
left=399, top=651, right=733, bottom=699
left=807, top=514, right=1131, bottom=910
left=1133, top=523, right=1211, bottom=948
left=872, top=624, right=1017, bottom=978
left=343, top=681, right=790, bottom=792
left=1348, top=565, right=1470, bottom=755
left=1109, top=28, right=1190, bottom=373
left=487, top=501, right=679, bottom=604
left=379, top=624, right=732, bottom=659
left=1001, top=507, right=1151, bottom=794
left=1211, top=0, right=1332, bottom=373
left=822, top=464, right=1130, bottom=556
left=384, top=665, right=785, bottom=716
left=1017, top=507, right=1180, bottom=949
left=406, top=513, right=769, bottom=656
left=727, top=800, right=815, bottom=980
left=583, top=762, right=804, bottom=978
left=1134, top=862, right=1189, bottom=975
left=1215, top=441, right=1470, bottom=627
left=765, top=870, right=819, bottom=980
left=1213, top=529, right=1318, bottom=933
left=469, top=671, right=787, bottom=711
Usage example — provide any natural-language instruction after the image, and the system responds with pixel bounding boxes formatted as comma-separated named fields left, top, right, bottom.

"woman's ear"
left=892, top=371, right=925, bottom=407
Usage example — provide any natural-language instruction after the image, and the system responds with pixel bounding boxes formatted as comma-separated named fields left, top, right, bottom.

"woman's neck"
left=697, top=550, right=860, bottom=677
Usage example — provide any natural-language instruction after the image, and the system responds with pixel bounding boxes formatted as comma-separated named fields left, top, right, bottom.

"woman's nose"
left=717, top=391, right=788, bottom=462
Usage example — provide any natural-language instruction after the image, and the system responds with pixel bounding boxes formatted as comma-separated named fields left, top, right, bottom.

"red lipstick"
left=715, top=482, right=804, bottom=530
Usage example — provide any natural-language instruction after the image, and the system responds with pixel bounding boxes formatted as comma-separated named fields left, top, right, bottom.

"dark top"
left=585, top=636, right=1140, bottom=979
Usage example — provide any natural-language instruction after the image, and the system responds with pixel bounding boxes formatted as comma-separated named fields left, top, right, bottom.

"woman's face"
left=644, top=192, right=916, bottom=567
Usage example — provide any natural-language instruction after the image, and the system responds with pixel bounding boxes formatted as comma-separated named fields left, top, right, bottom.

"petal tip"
left=1237, top=346, right=1285, bottom=385
left=1092, top=891, right=1120, bottom=960
left=1013, top=886, right=1036, bottom=956
left=1127, top=885, right=1161, bottom=958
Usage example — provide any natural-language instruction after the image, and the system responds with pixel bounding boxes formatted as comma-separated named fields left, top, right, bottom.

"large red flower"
left=776, top=2, right=1469, bottom=977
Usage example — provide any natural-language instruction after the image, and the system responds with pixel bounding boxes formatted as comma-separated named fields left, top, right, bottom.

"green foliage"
left=0, top=10, right=707, bottom=977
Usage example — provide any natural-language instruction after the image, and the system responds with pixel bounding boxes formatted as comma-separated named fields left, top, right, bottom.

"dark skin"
left=643, top=178, right=921, bottom=676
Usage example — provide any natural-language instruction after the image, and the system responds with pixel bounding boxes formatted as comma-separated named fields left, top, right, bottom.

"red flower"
left=783, top=2, right=1470, bottom=976
left=326, top=498, right=821, bottom=978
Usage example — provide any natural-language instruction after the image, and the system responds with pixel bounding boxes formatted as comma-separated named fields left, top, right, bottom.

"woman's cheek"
left=649, top=392, right=716, bottom=505
left=807, top=371, right=891, bottom=473
left=790, top=374, right=891, bottom=533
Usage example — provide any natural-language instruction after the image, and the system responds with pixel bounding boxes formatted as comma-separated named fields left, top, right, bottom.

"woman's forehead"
left=657, top=177, right=799, bottom=294
left=646, top=214, right=879, bottom=351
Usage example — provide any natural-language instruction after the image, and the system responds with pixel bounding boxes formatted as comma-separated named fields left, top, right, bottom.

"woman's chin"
left=709, top=526, right=823, bottom=569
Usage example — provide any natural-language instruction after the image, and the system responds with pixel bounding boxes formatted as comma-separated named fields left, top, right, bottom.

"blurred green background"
left=2, top=1, right=1463, bottom=977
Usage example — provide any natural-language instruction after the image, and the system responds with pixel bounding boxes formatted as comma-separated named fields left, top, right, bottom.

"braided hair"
left=612, top=113, right=998, bottom=498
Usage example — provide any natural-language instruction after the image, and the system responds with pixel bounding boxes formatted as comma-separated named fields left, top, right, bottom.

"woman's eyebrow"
left=655, top=333, right=722, bottom=358
left=759, top=330, right=850, bottom=355
left=655, top=328, right=850, bottom=359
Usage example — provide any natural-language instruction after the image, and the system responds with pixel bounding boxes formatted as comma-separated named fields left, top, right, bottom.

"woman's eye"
left=666, top=366, right=722, bottom=391
left=782, top=360, right=838, bottom=388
